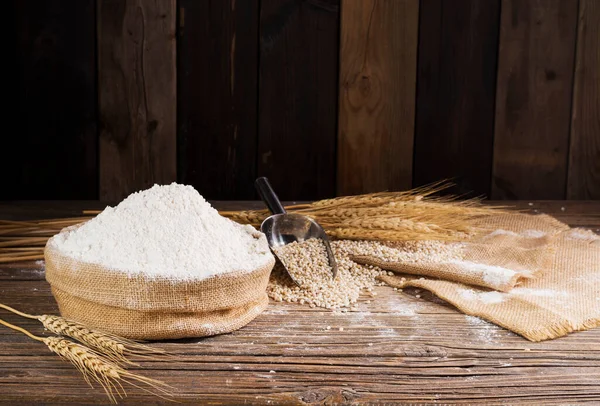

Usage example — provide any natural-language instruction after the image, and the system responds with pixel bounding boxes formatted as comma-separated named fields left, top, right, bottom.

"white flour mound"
left=48, top=183, right=272, bottom=280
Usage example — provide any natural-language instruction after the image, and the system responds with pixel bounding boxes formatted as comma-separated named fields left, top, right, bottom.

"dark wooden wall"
left=2, top=0, right=598, bottom=202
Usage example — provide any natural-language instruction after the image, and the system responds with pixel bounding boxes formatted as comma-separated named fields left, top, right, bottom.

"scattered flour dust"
left=567, top=229, right=600, bottom=242
left=460, top=289, right=505, bottom=304
left=465, top=315, right=498, bottom=343
left=510, top=288, right=568, bottom=298
left=485, top=229, right=546, bottom=239
left=460, top=287, right=570, bottom=305
left=486, top=229, right=519, bottom=238
left=47, top=183, right=273, bottom=280
left=447, top=259, right=524, bottom=287
left=521, top=229, right=547, bottom=238
left=465, top=315, right=489, bottom=326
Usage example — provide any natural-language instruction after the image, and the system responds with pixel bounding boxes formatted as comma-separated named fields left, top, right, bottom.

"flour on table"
left=465, top=315, right=489, bottom=326
left=47, top=183, right=272, bottom=280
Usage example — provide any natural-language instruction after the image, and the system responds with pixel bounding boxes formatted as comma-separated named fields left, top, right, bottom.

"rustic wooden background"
left=2, top=0, right=598, bottom=202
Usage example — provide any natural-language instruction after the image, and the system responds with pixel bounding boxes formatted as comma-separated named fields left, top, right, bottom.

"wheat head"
left=44, top=336, right=173, bottom=403
left=218, top=181, right=501, bottom=242
left=44, top=336, right=125, bottom=403
left=39, top=315, right=168, bottom=365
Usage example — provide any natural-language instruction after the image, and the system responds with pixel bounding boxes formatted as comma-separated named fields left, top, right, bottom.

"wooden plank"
left=0, top=262, right=46, bottom=281
left=337, top=0, right=419, bottom=195
left=413, top=0, right=500, bottom=197
left=3, top=0, right=18, bottom=201
left=0, top=0, right=97, bottom=200
left=177, top=0, right=259, bottom=200
left=1, top=281, right=600, bottom=403
left=257, top=0, right=339, bottom=200
left=97, top=0, right=177, bottom=202
left=0, top=368, right=598, bottom=404
left=567, top=0, right=600, bottom=200
left=492, top=0, right=579, bottom=200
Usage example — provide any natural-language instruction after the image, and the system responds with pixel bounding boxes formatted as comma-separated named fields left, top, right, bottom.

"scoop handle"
left=255, top=177, right=287, bottom=215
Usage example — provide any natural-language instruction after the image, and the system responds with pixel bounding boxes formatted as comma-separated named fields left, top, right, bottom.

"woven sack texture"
left=357, top=214, right=566, bottom=292
left=45, top=239, right=275, bottom=340
left=363, top=213, right=600, bottom=341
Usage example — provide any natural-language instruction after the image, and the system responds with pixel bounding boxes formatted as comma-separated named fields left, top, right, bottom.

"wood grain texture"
left=1, top=0, right=97, bottom=200
left=97, top=0, right=177, bottom=202
left=337, top=0, right=418, bottom=195
left=177, top=0, right=259, bottom=200
left=0, top=200, right=599, bottom=403
left=492, top=0, right=579, bottom=200
left=568, top=0, right=600, bottom=200
left=257, top=0, right=339, bottom=200
left=413, top=0, right=500, bottom=197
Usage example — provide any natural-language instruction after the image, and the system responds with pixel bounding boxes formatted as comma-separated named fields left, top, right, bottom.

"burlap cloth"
left=355, top=213, right=600, bottom=341
left=45, top=243, right=275, bottom=340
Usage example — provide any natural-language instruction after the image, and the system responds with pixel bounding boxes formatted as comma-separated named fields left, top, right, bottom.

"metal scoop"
left=255, top=177, right=338, bottom=286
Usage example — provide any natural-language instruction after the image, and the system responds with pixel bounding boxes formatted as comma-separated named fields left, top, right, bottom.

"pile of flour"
left=48, top=183, right=273, bottom=280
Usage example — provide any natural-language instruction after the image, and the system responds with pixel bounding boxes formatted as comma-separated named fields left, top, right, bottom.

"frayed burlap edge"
left=395, top=278, right=600, bottom=342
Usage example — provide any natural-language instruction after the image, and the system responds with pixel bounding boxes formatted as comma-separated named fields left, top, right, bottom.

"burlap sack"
left=361, top=214, right=600, bottom=341
left=356, top=214, right=567, bottom=292
left=45, top=244, right=275, bottom=340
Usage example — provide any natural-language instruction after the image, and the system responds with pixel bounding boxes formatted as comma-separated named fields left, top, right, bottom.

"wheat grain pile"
left=273, top=239, right=333, bottom=287
left=268, top=239, right=462, bottom=309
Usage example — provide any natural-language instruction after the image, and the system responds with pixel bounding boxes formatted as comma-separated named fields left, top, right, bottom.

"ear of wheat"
left=0, top=303, right=175, bottom=402
left=0, top=316, right=174, bottom=403
left=221, top=181, right=505, bottom=242
left=0, top=303, right=167, bottom=366
left=38, top=315, right=170, bottom=365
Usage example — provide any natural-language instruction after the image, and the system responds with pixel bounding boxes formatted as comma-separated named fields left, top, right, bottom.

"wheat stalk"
left=43, top=336, right=125, bottom=402
left=44, top=337, right=173, bottom=403
left=0, top=317, right=173, bottom=403
left=0, top=303, right=167, bottom=366
left=308, top=180, right=455, bottom=207
left=221, top=181, right=502, bottom=242
left=38, top=315, right=168, bottom=365
left=0, top=216, right=92, bottom=262
left=223, top=209, right=268, bottom=226
left=328, top=228, right=469, bottom=241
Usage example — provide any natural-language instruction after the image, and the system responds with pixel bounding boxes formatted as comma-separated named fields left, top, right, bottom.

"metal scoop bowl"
left=255, top=177, right=338, bottom=287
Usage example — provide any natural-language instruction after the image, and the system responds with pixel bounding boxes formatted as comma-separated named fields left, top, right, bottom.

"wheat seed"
left=267, top=239, right=461, bottom=309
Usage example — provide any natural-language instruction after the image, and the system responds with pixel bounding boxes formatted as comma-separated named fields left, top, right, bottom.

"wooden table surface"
left=1, top=201, right=599, bottom=405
